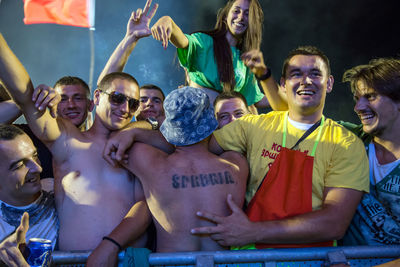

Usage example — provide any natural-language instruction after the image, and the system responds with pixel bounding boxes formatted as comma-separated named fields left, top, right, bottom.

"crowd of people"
left=0, top=0, right=399, bottom=266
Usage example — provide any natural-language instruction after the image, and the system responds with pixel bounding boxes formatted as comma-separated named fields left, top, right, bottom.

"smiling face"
left=280, top=55, right=334, bottom=123
left=136, top=88, right=165, bottom=124
left=56, top=84, right=93, bottom=128
left=215, top=97, right=249, bottom=128
left=226, top=0, right=249, bottom=40
left=94, top=78, right=139, bottom=131
left=0, top=134, right=42, bottom=206
left=354, top=79, right=400, bottom=137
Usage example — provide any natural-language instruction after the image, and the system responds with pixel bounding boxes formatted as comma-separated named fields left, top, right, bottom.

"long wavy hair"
left=199, top=0, right=264, bottom=92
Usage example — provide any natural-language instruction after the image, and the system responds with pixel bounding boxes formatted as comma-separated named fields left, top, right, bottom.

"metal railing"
left=51, top=245, right=400, bottom=266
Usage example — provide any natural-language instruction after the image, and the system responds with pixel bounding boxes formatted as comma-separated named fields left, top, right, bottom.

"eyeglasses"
left=100, top=90, right=140, bottom=111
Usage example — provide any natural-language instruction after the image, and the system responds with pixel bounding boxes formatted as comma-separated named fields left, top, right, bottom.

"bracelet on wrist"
left=102, top=236, right=122, bottom=251
left=256, top=67, right=272, bottom=81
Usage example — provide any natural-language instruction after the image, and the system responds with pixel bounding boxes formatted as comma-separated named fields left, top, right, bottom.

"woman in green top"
left=151, top=0, right=280, bottom=111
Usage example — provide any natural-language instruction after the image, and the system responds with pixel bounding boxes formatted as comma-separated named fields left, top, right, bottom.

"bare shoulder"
left=48, top=118, right=85, bottom=160
left=127, top=142, right=168, bottom=173
left=129, top=142, right=168, bottom=166
left=219, top=150, right=247, bottom=166
left=219, top=151, right=249, bottom=178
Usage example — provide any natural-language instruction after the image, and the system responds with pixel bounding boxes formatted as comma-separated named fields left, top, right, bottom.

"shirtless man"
left=97, top=0, right=165, bottom=125
left=0, top=33, right=150, bottom=253
left=1, top=76, right=93, bottom=179
left=135, top=84, right=165, bottom=125
left=53, top=76, right=94, bottom=131
left=106, top=87, right=248, bottom=251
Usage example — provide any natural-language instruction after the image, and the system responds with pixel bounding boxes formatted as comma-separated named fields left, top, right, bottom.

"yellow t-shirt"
left=213, top=111, right=370, bottom=208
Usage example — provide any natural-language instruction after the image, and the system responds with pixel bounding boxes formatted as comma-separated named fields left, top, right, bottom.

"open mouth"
left=358, top=112, right=375, bottom=122
left=297, top=90, right=315, bottom=96
left=234, top=22, right=245, bottom=27
left=232, top=21, right=246, bottom=31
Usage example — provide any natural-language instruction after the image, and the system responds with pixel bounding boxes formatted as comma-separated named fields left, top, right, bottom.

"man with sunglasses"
left=103, top=86, right=248, bottom=252
left=0, top=33, right=152, bottom=264
left=97, top=0, right=166, bottom=127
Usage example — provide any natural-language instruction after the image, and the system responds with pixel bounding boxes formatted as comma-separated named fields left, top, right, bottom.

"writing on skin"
left=172, top=171, right=235, bottom=189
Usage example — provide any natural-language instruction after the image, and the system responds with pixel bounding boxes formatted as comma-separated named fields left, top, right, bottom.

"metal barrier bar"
left=51, top=245, right=400, bottom=266
left=147, top=246, right=400, bottom=265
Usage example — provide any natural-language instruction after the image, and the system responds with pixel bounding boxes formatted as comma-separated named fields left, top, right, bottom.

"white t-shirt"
left=369, top=142, right=400, bottom=185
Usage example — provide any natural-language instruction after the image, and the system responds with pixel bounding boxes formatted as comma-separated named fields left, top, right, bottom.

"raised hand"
left=151, top=16, right=174, bottom=49
left=32, top=84, right=61, bottom=118
left=126, top=0, right=159, bottom=41
left=0, top=212, right=30, bottom=267
left=241, top=50, right=268, bottom=77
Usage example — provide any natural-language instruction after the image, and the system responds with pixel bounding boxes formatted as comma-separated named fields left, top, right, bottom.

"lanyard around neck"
left=282, top=112, right=325, bottom=157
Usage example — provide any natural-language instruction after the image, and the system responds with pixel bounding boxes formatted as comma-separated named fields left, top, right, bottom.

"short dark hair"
left=0, top=124, right=25, bottom=141
left=282, top=46, right=331, bottom=77
left=213, top=91, right=249, bottom=109
left=140, top=84, right=165, bottom=100
left=98, top=72, right=139, bottom=93
left=53, top=76, right=90, bottom=98
left=343, top=58, right=400, bottom=102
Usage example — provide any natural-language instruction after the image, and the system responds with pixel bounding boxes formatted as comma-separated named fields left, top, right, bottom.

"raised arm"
left=0, top=99, right=21, bottom=124
left=151, top=16, right=188, bottom=49
left=1, top=81, right=22, bottom=123
left=241, top=50, right=288, bottom=111
left=0, top=82, right=60, bottom=124
left=0, top=34, right=62, bottom=143
left=97, top=0, right=159, bottom=85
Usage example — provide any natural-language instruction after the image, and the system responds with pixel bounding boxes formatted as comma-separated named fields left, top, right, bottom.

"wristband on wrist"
left=102, top=236, right=122, bottom=250
left=256, top=67, right=272, bottom=81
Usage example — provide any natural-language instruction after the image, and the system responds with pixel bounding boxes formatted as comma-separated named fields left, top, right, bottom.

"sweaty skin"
left=0, top=34, right=149, bottom=250
left=124, top=140, right=248, bottom=252
left=51, top=123, right=147, bottom=250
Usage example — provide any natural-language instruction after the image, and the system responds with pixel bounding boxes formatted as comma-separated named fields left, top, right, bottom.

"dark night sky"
left=0, top=0, right=399, bottom=123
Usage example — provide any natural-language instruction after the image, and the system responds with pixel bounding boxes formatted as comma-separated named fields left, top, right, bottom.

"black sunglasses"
left=100, top=90, right=140, bottom=111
